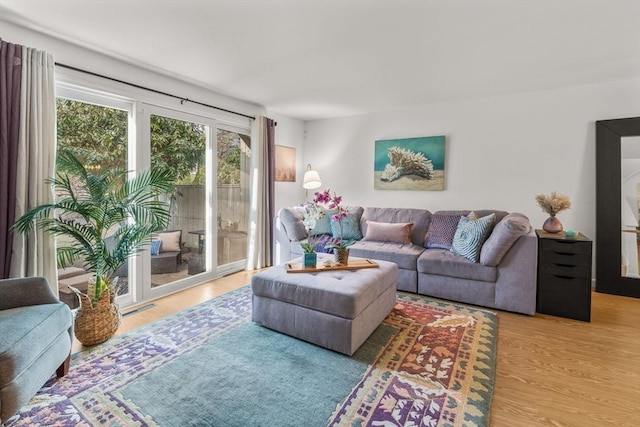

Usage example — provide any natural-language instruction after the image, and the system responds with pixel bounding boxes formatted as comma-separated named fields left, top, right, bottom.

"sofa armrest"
left=0, top=277, right=59, bottom=310
left=274, top=215, right=294, bottom=265
left=494, top=228, right=538, bottom=315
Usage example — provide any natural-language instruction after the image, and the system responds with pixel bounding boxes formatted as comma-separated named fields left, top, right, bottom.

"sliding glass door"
left=138, top=107, right=252, bottom=300
left=139, top=105, right=217, bottom=300
left=56, top=84, right=251, bottom=307
left=216, top=127, right=251, bottom=274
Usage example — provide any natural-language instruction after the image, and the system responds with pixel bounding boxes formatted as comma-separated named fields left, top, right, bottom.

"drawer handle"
left=554, top=263, right=577, bottom=268
left=553, top=274, right=575, bottom=279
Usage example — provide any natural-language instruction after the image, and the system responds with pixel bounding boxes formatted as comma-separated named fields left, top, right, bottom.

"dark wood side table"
left=536, top=229, right=593, bottom=322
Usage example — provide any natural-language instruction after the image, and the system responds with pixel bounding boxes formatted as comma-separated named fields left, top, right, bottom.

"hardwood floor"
left=73, top=274, right=640, bottom=426
left=492, top=291, right=640, bottom=426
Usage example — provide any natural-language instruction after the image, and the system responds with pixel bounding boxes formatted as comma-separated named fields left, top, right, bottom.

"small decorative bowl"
left=564, top=230, right=578, bottom=238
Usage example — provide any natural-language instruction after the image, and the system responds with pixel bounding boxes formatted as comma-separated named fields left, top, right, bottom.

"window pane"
left=217, top=129, right=250, bottom=266
left=57, top=98, right=127, bottom=171
left=55, top=98, right=129, bottom=306
left=150, top=114, right=207, bottom=286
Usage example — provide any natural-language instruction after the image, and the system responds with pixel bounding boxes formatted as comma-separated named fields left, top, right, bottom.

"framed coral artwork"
left=374, top=136, right=445, bottom=190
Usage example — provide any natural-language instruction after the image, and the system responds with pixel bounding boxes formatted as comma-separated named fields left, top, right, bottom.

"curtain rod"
left=55, top=62, right=256, bottom=121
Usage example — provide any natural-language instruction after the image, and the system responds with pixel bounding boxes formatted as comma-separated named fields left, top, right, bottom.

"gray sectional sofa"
left=274, top=206, right=538, bottom=315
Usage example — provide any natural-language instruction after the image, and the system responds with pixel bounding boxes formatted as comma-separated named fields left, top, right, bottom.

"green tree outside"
left=56, top=98, right=242, bottom=185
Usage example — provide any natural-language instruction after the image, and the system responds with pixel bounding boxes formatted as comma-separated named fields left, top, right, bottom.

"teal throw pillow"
left=331, top=213, right=363, bottom=241
left=310, top=208, right=335, bottom=236
left=451, top=212, right=496, bottom=263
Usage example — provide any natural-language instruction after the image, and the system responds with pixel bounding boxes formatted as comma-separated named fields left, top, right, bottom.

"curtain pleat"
left=9, top=45, right=58, bottom=292
left=0, top=39, right=23, bottom=279
left=246, top=116, right=275, bottom=270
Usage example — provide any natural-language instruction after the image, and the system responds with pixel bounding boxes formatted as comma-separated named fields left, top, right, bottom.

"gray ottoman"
left=251, top=257, right=398, bottom=355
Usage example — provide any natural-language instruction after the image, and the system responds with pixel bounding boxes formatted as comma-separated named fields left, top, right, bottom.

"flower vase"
left=303, top=252, right=317, bottom=268
left=334, top=248, right=349, bottom=265
left=542, top=215, right=563, bottom=233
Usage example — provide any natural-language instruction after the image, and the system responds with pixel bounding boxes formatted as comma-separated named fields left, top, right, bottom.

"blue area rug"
left=7, top=285, right=497, bottom=426
left=119, top=322, right=394, bottom=426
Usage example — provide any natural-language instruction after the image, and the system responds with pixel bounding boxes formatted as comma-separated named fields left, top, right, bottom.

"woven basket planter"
left=69, top=284, right=121, bottom=346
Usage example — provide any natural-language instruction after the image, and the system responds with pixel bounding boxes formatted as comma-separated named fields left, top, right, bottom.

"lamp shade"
left=303, top=169, right=322, bottom=190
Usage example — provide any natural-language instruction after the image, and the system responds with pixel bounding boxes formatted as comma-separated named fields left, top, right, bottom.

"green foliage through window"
left=57, top=98, right=128, bottom=171
left=57, top=99, right=244, bottom=186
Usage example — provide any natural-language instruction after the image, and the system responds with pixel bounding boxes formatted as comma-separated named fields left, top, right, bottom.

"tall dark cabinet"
left=536, top=230, right=592, bottom=322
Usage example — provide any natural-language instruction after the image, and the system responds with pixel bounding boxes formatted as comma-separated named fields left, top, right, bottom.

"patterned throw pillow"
left=150, top=240, right=162, bottom=256
left=331, top=213, right=363, bottom=241
left=424, top=214, right=463, bottom=249
left=451, top=212, right=496, bottom=262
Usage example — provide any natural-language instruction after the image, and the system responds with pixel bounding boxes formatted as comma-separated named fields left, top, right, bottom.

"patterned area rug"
left=7, top=286, right=497, bottom=427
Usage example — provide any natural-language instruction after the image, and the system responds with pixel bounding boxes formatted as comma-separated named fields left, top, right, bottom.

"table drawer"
left=540, top=238, right=591, bottom=255
left=539, top=261, right=591, bottom=278
left=539, top=251, right=590, bottom=267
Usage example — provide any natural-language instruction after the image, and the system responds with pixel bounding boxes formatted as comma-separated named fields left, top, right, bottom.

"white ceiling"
left=1, top=0, right=639, bottom=121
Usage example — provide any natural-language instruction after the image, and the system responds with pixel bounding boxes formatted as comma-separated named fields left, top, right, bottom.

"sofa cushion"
left=0, top=303, right=72, bottom=388
left=310, top=207, right=335, bottom=236
left=435, top=209, right=509, bottom=225
left=471, top=210, right=509, bottom=223
left=363, top=221, right=413, bottom=244
left=480, top=213, right=531, bottom=266
left=157, top=230, right=181, bottom=253
left=418, top=249, right=497, bottom=283
left=278, top=207, right=307, bottom=241
left=58, top=273, right=91, bottom=294
left=451, top=212, right=496, bottom=262
left=57, top=266, right=86, bottom=280
left=331, top=207, right=364, bottom=241
left=360, top=207, right=431, bottom=246
left=424, top=212, right=464, bottom=249
left=349, top=240, right=425, bottom=270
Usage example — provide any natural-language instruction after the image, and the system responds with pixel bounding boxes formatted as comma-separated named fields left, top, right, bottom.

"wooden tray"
left=285, top=258, right=379, bottom=273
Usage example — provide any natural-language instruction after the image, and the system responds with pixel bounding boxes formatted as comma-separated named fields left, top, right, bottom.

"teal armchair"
left=0, top=277, right=73, bottom=424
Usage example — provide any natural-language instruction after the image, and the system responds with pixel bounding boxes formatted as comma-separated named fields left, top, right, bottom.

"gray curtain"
left=0, top=39, right=22, bottom=279
left=246, top=116, right=275, bottom=269
left=6, top=42, right=58, bottom=291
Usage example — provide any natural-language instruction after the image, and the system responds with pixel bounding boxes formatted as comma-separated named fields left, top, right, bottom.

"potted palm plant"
left=12, top=149, right=176, bottom=345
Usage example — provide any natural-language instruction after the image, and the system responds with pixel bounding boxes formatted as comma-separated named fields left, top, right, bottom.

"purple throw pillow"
left=424, top=214, right=462, bottom=249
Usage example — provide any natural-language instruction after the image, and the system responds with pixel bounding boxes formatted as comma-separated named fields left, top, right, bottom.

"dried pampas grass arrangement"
left=535, top=191, right=571, bottom=216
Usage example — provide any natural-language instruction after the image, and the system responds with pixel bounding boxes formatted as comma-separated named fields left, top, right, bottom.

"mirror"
left=596, top=117, right=640, bottom=297
left=620, top=136, right=640, bottom=277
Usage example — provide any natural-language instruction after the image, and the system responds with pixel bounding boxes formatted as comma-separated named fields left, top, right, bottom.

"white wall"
left=267, top=112, right=306, bottom=213
left=4, top=18, right=639, bottom=252
left=304, top=78, right=640, bottom=247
